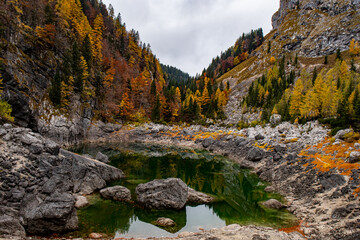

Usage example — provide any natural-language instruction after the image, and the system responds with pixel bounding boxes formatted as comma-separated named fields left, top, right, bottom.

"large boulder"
left=347, top=151, right=360, bottom=163
left=270, top=114, right=282, bottom=126
left=247, top=147, right=265, bottom=161
left=334, top=129, right=353, bottom=140
left=20, top=193, right=78, bottom=235
left=60, top=149, right=125, bottom=194
left=135, top=178, right=188, bottom=210
left=202, top=137, right=215, bottom=148
left=100, top=186, right=131, bottom=202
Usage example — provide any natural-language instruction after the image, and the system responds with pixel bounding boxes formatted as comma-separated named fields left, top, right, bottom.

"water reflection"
left=71, top=143, right=296, bottom=238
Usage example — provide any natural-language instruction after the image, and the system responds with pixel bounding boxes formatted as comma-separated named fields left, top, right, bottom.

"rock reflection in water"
left=71, top=143, right=297, bottom=238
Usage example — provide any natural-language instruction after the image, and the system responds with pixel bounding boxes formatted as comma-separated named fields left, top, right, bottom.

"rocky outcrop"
left=135, top=178, right=188, bottom=210
left=271, top=0, right=360, bottom=58
left=272, top=0, right=360, bottom=29
left=100, top=186, right=131, bottom=202
left=0, top=124, right=125, bottom=237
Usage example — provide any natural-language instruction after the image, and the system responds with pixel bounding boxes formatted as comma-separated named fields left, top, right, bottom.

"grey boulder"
left=100, top=186, right=131, bottom=202
left=135, top=178, right=188, bottom=210
left=20, top=193, right=78, bottom=235
left=247, top=147, right=265, bottom=161
left=347, top=151, right=360, bottom=163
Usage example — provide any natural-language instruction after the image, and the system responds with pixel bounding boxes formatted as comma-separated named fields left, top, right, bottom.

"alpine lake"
left=68, top=142, right=297, bottom=239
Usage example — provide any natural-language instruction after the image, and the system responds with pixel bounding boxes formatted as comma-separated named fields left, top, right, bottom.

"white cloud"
left=102, top=0, right=279, bottom=76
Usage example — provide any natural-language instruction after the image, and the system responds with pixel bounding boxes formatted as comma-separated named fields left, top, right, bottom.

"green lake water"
left=70, top=143, right=297, bottom=238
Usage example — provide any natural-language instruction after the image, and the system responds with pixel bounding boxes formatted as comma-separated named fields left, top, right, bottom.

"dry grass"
left=299, top=138, right=360, bottom=196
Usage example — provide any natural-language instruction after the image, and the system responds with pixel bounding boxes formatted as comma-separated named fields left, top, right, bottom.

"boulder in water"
left=135, top=178, right=188, bottom=210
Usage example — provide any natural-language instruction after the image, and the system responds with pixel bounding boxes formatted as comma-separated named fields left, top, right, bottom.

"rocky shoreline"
left=94, top=121, right=360, bottom=240
left=1, top=121, right=360, bottom=240
left=0, top=123, right=124, bottom=239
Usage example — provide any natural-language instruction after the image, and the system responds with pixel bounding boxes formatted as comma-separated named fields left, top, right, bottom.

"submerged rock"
left=135, top=178, right=188, bottom=210
left=89, top=232, right=103, bottom=239
left=260, top=199, right=286, bottom=210
left=155, top=217, right=176, bottom=227
left=100, top=186, right=131, bottom=202
left=74, top=195, right=89, bottom=209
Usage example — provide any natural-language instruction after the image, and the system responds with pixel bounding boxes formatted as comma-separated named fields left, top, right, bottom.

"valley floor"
left=1, top=121, right=360, bottom=240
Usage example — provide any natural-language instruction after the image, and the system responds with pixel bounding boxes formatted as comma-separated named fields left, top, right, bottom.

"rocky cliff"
left=221, top=0, right=360, bottom=124
left=0, top=123, right=124, bottom=238
left=271, top=0, right=360, bottom=57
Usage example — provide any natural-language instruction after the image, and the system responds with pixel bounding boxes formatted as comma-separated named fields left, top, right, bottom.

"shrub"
left=343, top=131, right=360, bottom=143
left=237, top=120, right=249, bottom=129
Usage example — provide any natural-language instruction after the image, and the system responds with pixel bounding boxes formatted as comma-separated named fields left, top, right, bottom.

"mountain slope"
left=0, top=0, right=166, bottom=143
left=221, top=0, right=360, bottom=125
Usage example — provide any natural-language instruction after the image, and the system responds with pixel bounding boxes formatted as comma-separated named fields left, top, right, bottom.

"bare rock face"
left=0, top=125, right=126, bottom=238
left=272, top=0, right=359, bottom=29
left=100, top=186, right=131, bottom=202
left=135, top=178, right=188, bottom=210
left=0, top=207, right=26, bottom=238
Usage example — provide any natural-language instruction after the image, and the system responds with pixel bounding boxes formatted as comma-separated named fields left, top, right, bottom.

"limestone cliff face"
left=272, top=0, right=360, bottom=29
left=222, top=0, right=360, bottom=124
left=270, top=0, right=360, bottom=58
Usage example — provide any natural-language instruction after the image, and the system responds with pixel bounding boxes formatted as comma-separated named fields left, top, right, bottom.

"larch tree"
left=289, top=79, right=304, bottom=117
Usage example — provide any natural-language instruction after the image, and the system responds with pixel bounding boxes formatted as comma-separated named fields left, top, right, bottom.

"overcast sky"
left=102, top=0, right=279, bottom=76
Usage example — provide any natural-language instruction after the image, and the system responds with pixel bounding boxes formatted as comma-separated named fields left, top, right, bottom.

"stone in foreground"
left=100, top=186, right=131, bottom=202
left=260, top=199, right=286, bottom=210
left=20, top=193, right=78, bottom=235
left=135, top=178, right=188, bottom=210
left=155, top=217, right=176, bottom=227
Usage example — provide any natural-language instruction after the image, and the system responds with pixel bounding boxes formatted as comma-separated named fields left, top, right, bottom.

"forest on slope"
left=242, top=41, right=360, bottom=131
left=0, top=0, right=267, bottom=125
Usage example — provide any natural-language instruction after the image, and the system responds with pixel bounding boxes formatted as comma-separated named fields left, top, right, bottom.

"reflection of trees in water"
left=75, top=144, right=297, bottom=236
left=78, top=200, right=135, bottom=236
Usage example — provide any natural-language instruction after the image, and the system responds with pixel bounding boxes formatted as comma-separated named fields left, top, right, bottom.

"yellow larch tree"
left=118, top=91, right=134, bottom=120
left=350, top=39, right=360, bottom=56
left=289, top=79, right=304, bottom=117
left=92, top=14, right=104, bottom=62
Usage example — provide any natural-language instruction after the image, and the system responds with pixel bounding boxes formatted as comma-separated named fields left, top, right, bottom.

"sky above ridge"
left=102, top=0, right=279, bottom=76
